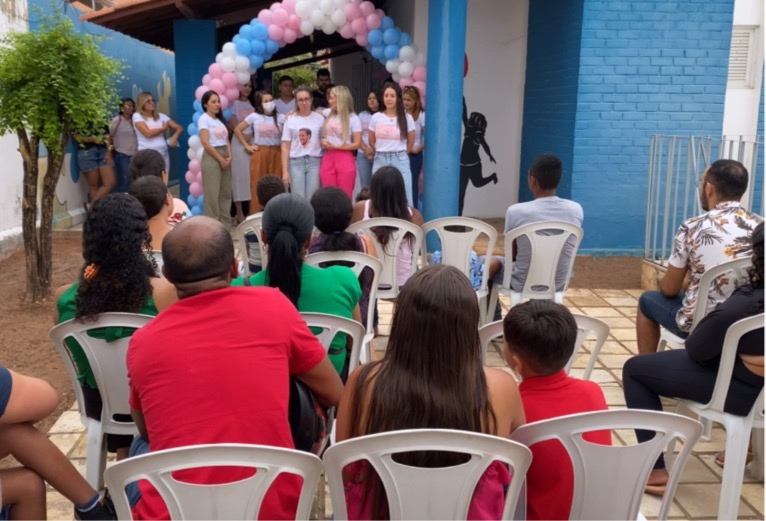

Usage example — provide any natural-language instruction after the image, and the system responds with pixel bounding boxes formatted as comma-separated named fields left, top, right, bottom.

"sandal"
left=714, top=450, right=754, bottom=469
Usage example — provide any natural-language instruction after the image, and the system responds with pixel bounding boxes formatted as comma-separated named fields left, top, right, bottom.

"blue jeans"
left=125, top=436, right=151, bottom=508
left=373, top=151, right=413, bottom=207
left=288, top=156, right=321, bottom=200
left=113, top=152, right=132, bottom=192
left=638, top=291, right=689, bottom=338
left=357, top=152, right=374, bottom=190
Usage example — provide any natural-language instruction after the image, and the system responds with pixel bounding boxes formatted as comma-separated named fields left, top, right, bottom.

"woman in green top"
left=55, top=193, right=176, bottom=459
left=233, top=193, right=361, bottom=377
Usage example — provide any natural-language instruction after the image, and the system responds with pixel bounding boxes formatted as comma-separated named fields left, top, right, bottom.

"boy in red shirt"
left=503, top=301, right=610, bottom=520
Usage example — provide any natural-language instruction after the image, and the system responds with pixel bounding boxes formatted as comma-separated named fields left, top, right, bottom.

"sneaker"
left=74, top=500, right=116, bottom=521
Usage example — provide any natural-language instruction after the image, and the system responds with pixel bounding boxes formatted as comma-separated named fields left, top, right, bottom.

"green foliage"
left=273, top=65, right=319, bottom=95
left=0, top=11, right=122, bottom=155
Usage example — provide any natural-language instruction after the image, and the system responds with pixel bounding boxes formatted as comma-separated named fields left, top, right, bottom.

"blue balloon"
left=223, top=108, right=232, bottom=120
left=381, top=16, right=395, bottom=30
left=192, top=111, right=200, bottom=124
left=383, top=28, right=400, bottom=45
left=197, top=195, right=204, bottom=207
left=232, top=34, right=241, bottom=43
left=368, top=29, right=383, bottom=46
left=250, top=55, right=264, bottom=69
left=265, top=39, right=279, bottom=55
left=250, top=39, right=265, bottom=56
left=384, top=44, right=400, bottom=60
left=187, top=123, right=198, bottom=136
left=371, top=45, right=385, bottom=60
left=398, top=32, right=412, bottom=47
left=191, top=205, right=202, bottom=216
left=251, top=21, right=268, bottom=41
left=235, top=38, right=251, bottom=56
left=193, top=99, right=202, bottom=113
left=187, top=195, right=197, bottom=207
left=239, top=24, right=254, bottom=40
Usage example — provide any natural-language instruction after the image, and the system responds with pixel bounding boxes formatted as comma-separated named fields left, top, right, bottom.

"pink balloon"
left=355, top=33, right=368, bottom=47
left=412, top=66, right=426, bottom=82
left=189, top=182, right=203, bottom=198
left=219, top=96, right=229, bottom=110
left=399, top=76, right=414, bottom=88
left=268, top=24, right=284, bottom=41
left=208, top=63, right=223, bottom=79
left=338, top=22, right=355, bottom=39
left=344, top=3, right=361, bottom=20
left=209, top=78, right=226, bottom=95
left=195, top=85, right=208, bottom=101
left=283, top=28, right=298, bottom=43
left=365, top=13, right=381, bottom=30
left=375, top=8, right=384, bottom=18
left=258, top=9, right=273, bottom=25
left=189, top=159, right=201, bottom=174
left=195, top=171, right=203, bottom=184
left=288, top=14, right=302, bottom=30
left=272, top=8, right=288, bottom=26
left=221, top=72, right=237, bottom=88
left=202, top=74, right=211, bottom=86
left=359, top=1, right=374, bottom=16
left=184, top=170, right=195, bottom=184
left=413, top=81, right=426, bottom=95
left=225, top=88, right=240, bottom=102
left=282, top=0, right=295, bottom=14
left=350, top=17, right=366, bottom=34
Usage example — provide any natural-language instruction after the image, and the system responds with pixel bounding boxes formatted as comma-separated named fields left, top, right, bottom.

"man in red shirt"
left=503, top=301, right=610, bottom=520
left=127, top=216, right=343, bottom=520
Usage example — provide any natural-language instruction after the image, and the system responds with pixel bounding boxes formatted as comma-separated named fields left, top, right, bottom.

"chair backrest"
left=689, top=257, right=751, bottom=333
left=421, top=217, right=498, bottom=290
left=300, top=312, right=366, bottom=373
left=347, top=218, right=423, bottom=299
left=49, top=312, right=153, bottom=435
left=501, top=221, right=583, bottom=300
left=104, top=443, right=323, bottom=520
left=323, top=429, right=532, bottom=520
left=702, top=313, right=764, bottom=416
left=304, top=251, right=382, bottom=334
left=236, top=213, right=265, bottom=278
left=510, top=409, right=703, bottom=521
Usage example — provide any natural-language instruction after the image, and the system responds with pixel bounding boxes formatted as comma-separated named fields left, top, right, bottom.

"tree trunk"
left=37, top=132, right=69, bottom=300
left=18, top=129, right=42, bottom=301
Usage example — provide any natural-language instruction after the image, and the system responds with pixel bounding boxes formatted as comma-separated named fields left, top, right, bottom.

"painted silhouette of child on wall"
left=459, top=96, right=497, bottom=216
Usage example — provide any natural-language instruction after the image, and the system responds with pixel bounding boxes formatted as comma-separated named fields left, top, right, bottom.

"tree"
left=0, top=11, right=122, bottom=301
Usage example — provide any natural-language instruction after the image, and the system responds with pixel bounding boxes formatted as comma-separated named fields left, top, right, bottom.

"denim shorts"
left=77, top=146, right=109, bottom=172
left=638, top=290, right=689, bottom=338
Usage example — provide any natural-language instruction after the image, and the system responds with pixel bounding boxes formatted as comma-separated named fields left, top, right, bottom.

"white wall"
left=0, top=0, right=28, bottom=257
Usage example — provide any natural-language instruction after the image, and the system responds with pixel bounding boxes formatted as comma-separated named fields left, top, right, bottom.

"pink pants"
left=320, top=149, right=356, bottom=199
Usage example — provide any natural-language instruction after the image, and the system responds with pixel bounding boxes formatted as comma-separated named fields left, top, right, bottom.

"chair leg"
left=700, top=417, right=713, bottom=442
left=750, top=428, right=764, bottom=481
left=85, top=421, right=106, bottom=490
left=487, top=286, right=499, bottom=323
left=477, top=294, right=487, bottom=326
left=717, top=420, right=751, bottom=521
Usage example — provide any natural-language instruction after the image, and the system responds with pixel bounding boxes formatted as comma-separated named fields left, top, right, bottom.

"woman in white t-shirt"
left=280, top=86, right=325, bottom=200
left=368, top=83, right=416, bottom=206
left=234, top=90, right=284, bottom=212
left=198, top=90, right=232, bottom=226
left=228, top=81, right=255, bottom=223
left=357, top=90, right=380, bottom=190
left=403, top=86, right=425, bottom=206
left=132, top=92, right=183, bottom=174
left=109, top=98, right=138, bottom=192
left=319, top=86, right=362, bottom=200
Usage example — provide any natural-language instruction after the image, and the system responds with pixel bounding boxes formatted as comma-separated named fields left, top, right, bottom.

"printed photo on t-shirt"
left=376, top=123, right=400, bottom=140
left=211, top=125, right=228, bottom=142
left=258, top=122, right=278, bottom=140
left=299, top=128, right=311, bottom=148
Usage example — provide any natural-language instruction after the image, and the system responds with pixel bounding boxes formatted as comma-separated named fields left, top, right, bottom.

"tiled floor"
left=44, top=288, right=764, bottom=520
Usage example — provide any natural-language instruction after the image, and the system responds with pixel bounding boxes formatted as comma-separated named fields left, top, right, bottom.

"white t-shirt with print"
left=368, top=112, right=415, bottom=153
left=411, top=111, right=425, bottom=150
left=358, top=111, right=374, bottom=147
left=132, top=112, right=170, bottom=151
left=197, top=114, right=229, bottom=147
left=245, top=113, right=284, bottom=147
left=232, top=100, right=255, bottom=136
left=281, top=112, right=324, bottom=158
left=322, top=110, right=362, bottom=147
left=275, top=98, right=296, bottom=116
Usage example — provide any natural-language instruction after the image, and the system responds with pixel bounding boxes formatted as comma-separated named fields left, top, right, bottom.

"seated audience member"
left=129, top=149, right=189, bottom=224
left=624, top=222, right=764, bottom=494
left=128, top=175, right=172, bottom=251
left=234, top=194, right=362, bottom=377
left=243, top=174, right=286, bottom=274
left=351, top=166, right=424, bottom=289
left=127, top=216, right=343, bottom=520
left=55, top=194, right=176, bottom=460
left=335, top=265, right=525, bottom=520
left=503, top=300, right=610, bottom=520
left=0, top=367, right=114, bottom=520
left=637, top=159, right=762, bottom=354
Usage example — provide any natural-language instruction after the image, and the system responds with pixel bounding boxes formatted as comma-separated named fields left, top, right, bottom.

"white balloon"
left=300, top=19, right=314, bottom=35
left=188, top=135, right=201, bottom=150
left=222, top=42, right=237, bottom=58
left=215, top=52, right=224, bottom=64
left=334, top=0, right=348, bottom=7
left=310, top=9, right=325, bottom=27
left=330, top=10, right=346, bottom=27
left=196, top=147, right=204, bottom=161
left=187, top=147, right=196, bottom=161
left=391, top=71, right=401, bottom=82
left=221, top=56, right=236, bottom=72
left=319, top=0, right=334, bottom=14
left=385, top=58, right=400, bottom=74
left=321, top=20, right=336, bottom=34
left=234, top=56, right=250, bottom=72
left=236, top=71, right=251, bottom=84
left=398, top=61, right=414, bottom=77
left=295, top=0, right=312, bottom=18
left=415, top=52, right=426, bottom=67
left=399, top=45, right=416, bottom=63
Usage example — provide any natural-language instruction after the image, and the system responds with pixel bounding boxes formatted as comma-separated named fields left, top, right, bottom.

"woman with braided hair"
left=54, top=193, right=176, bottom=459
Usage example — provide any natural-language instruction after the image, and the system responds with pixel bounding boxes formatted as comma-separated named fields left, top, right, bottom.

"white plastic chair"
left=347, top=217, right=424, bottom=299
left=104, top=443, right=322, bottom=520
left=510, top=409, right=703, bottom=520
left=300, top=312, right=366, bottom=374
left=477, top=314, right=608, bottom=380
left=304, top=251, right=382, bottom=364
left=421, top=217, right=498, bottom=324
left=323, top=429, right=532, bottom=520
left=664, top=314, right=764, bottom=521
left=487, top=221, right=583, bottom=319
left=49, top=312, right=152, bottom=489
left=236, top=213, right=265, bottom=278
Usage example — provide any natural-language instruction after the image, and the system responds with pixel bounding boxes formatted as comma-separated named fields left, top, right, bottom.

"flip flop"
left=644, top=483, right=667, bottom=497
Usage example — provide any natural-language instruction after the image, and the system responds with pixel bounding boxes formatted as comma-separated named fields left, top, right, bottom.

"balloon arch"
left=184, top=0, right=428, bottom=215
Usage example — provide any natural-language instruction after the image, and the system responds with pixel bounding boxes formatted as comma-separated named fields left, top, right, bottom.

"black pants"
left=622, top=349, right=763, bottom=469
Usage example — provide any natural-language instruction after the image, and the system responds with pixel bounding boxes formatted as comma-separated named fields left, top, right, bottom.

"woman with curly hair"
left=623, top=221, right=764, bottom=495
left=54, top=193, right=176, bottom=459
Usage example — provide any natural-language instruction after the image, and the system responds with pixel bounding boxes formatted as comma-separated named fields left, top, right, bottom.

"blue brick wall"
left=571, top=0, right=734, bottom=253
left=754, top=85, right=764, bottom=214
left=519, top=0, right=585, bottom=202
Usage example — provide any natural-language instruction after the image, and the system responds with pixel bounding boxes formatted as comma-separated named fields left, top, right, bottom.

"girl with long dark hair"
left=198, top=90, right=232, bottom=226
left=357, top=90, right=380, bottom=190
left=110, top=97, right=137, bottom=192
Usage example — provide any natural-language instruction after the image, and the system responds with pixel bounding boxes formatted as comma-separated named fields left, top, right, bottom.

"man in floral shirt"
left=637, top=159, right=762, bottom=354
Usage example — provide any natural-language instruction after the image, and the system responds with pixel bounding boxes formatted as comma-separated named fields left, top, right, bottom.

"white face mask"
left=262, top=101, right=276, bottom=114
